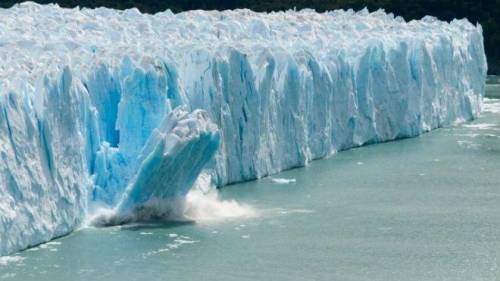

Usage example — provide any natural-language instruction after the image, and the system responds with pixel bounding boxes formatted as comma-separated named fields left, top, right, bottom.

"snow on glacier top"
left=0, top=2, right=487, bottom=256
left=0, top=2, right=480, bottom=92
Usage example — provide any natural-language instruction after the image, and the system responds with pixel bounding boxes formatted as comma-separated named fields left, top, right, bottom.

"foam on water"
left=463, top=123, right=496, bottom=129
left=482, top=98, right=500, bottom=113
left=0, top=257, right=24, bottom=267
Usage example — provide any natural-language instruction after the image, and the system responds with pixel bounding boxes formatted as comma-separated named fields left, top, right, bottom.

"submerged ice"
left=0, top=2, right=487, bottom=255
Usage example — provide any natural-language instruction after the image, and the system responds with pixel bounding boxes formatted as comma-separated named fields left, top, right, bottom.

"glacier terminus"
left=0, top=2, right=487, bottom=255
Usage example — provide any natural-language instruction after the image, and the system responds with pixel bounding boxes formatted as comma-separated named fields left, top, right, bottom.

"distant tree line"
left=2, top=0, right=499, bottom=74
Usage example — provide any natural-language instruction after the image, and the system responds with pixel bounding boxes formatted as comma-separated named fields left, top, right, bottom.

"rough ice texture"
left=0, top=2, right=487, bottom=255
left=115, top=107, right=220, bottom=217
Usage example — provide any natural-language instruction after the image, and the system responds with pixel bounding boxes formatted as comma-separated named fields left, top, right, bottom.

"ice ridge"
left=0, top=2, right=487, bottom=255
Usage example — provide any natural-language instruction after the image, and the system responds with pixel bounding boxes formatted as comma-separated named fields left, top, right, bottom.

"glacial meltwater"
left=1, top=94, right=500, bottom=280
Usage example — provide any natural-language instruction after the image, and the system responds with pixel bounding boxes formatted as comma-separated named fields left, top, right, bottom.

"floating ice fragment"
left=270, top=178, right=297, bottom=184
left=0, top=256, right=25, bottom=266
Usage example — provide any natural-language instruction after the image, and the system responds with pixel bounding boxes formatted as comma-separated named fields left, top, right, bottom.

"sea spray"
left=89, top=174, right=256, bottom=226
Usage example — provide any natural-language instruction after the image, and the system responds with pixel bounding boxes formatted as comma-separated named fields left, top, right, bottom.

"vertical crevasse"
left=0, top=4, right=487, bottom=255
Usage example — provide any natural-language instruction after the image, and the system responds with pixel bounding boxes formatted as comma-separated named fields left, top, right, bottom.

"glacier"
left=0, top=2, right=486, bottom=255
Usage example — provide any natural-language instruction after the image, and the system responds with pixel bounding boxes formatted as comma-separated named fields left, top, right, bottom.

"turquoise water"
left=1, top=96, right=500, bottom=281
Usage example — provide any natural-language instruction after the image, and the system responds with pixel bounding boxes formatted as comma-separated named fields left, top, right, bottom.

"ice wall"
left=0, top=2, right=487, bottom=255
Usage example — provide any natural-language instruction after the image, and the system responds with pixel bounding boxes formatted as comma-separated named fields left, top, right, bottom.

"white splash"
left=88, top=173, right=256, bottom=225
left=182, top=187, right=257, bottom=222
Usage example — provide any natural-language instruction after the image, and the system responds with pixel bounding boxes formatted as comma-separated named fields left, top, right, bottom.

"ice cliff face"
left=0, top=2, right=487, bottom=255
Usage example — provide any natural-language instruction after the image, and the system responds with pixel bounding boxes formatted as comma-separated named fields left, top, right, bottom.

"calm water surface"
left=1, top=95, right=500, bottom=281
